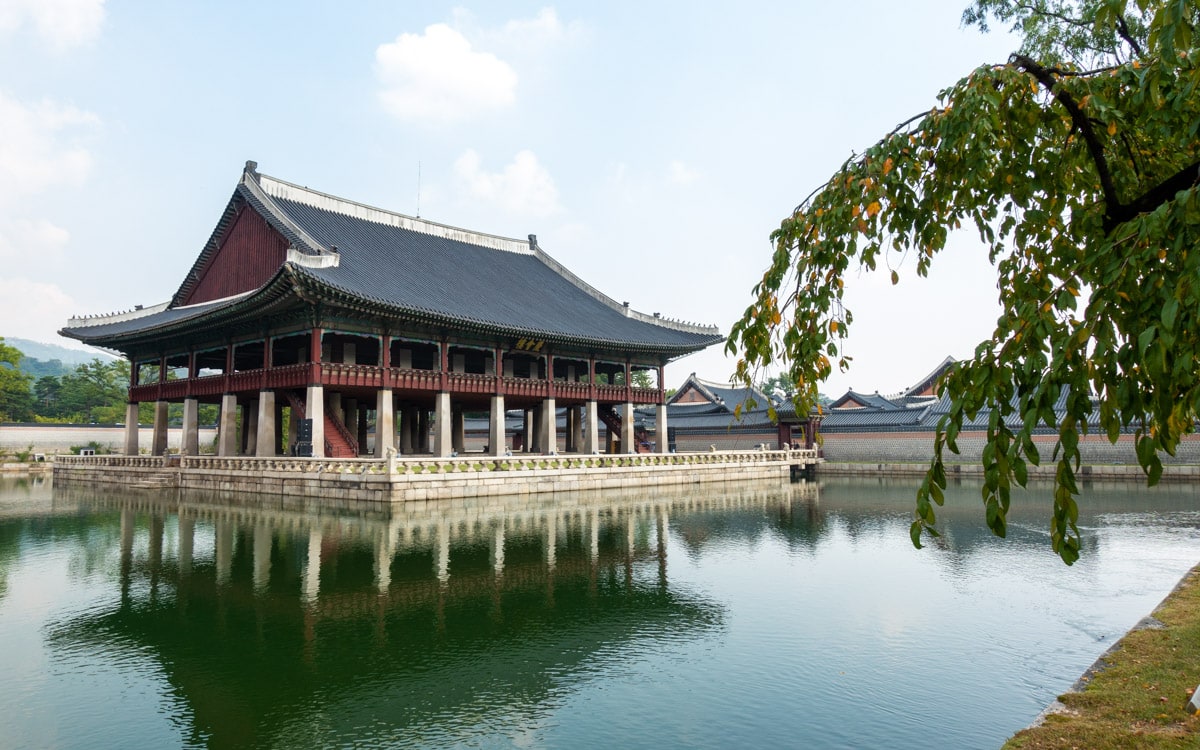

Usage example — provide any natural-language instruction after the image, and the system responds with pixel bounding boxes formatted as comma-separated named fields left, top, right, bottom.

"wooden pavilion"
left=61, top=162, right=722, bottom=459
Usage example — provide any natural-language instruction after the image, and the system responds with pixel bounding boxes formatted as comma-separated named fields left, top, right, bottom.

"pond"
left=1, top=474, right=1198, bottom=749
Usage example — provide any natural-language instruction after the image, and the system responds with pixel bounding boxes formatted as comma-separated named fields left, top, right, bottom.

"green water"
left=1, top=475, right=1199, bottom=749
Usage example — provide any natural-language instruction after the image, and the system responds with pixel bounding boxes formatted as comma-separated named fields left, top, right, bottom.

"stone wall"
left=54, top=449, right=820, bottom=505
left=0, top=424, right=218, bottom=454
left=819, top=430, right=1200, bottom=466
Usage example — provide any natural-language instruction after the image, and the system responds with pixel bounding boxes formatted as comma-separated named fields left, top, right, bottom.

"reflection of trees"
left=40, top=487, right=726, bottom=748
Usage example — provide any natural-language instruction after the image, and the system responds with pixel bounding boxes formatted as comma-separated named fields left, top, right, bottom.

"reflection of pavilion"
left=43, top=483, right=815, bottom=746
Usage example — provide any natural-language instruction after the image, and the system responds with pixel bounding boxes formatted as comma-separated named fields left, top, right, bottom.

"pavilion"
left=61, top=162, right=722, bottom=459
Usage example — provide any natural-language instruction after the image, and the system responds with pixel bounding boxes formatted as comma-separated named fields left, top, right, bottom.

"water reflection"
left=34, top=482, right=822, bottom=748
left=1, top=475, right=1198, bottom=749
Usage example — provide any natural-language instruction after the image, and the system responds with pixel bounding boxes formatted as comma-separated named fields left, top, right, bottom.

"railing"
left=322, top=363, right=383, bottom=388
left=501, top=377, right=549, bottom=399
left=172, top=448, right=820, bottom=476
left=445, top=372, right=496, bottom=394
left=124, top=362, right=667, bottom=404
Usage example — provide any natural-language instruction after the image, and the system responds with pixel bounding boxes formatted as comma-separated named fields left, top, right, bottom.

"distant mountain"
left=3, top=337, right=117, bottom=378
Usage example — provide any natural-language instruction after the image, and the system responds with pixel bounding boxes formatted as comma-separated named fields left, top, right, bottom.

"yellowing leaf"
left=866, top=201, right=882, bottom=218
left=890, top=270, right=899, bottom=285
left=882, top=157, right=894, bottom=175
left=1107, top=121, right=1117, bottom=136
left=851, top=205, right=861, bottom=218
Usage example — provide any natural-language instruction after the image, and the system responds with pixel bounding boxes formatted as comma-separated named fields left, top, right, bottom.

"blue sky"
left=0, top=1, right=1018, bottom=396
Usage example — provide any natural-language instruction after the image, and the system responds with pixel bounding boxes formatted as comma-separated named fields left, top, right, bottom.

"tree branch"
left=1114, top=14, right=1145, bottom=57
left=1110, top=160, right=1200, bottom=227
left=1011, top=54, right=1124, bottom=230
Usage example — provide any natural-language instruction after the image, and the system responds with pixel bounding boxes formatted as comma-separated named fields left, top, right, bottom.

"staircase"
left=325, top=410, right=358, bottom=457
left=598, top=406, right=623, bottom=451
left=282, top=391, right=358, bottom=457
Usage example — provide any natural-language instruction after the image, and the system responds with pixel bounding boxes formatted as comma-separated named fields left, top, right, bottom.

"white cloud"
left=0, top=0, right=105, bottom=50
left=375, top=23, right=517, bottom=122
left=498, top=7, right=580, bottom=46
left=668, top=160, right=701, bottom=185
left=0, top=90, right=99, bottom=202
left=0, top=277, right=79, bottom=342
left=454, top=149, right=561, bottom=217
left=0, top=218, right=70, bottom=268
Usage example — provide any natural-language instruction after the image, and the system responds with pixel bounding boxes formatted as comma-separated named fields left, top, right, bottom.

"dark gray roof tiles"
left=65, top=166, right=724, bottom=354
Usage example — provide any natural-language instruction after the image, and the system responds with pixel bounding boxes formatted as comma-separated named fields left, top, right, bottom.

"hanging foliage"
left=728, top=0, right=1200, bottom=563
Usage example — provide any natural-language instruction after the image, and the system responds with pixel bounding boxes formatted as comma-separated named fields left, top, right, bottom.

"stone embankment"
left=54, top=449, right=821, bottom=504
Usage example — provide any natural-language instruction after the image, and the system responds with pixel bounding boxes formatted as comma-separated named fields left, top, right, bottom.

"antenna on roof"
left=416, top=161, right=422, bottom=218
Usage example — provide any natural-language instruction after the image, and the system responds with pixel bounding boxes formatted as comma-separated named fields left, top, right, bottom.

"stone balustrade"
left=54, top=449, right=821, bottom=504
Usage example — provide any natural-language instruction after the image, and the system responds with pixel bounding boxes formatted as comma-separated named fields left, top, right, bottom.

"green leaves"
left=728, top=0, right=1200, bottom=565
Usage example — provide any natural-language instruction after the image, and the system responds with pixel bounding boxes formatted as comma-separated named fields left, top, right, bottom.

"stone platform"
left=53, top=449, right=821, bottom=504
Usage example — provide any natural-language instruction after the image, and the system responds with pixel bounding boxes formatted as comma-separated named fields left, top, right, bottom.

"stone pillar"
left=256, top=391, right=276, bottom=457
left=434, top=392, right=452, bottom=457
left=152, top=400, right=169, bottom=456
left=621, top=401, right=635, bottom=453
left=307, top=384, right=325, bottom=458
left=418, top=408, right=430, bottom=453
left=217, top=394, right=238, bottom=456
left=523, top=409, right=534, bottom=452
left=399, top=405, right=414, bottom=454
left=584, top=400, right=600, bottom=454
left=357, top=407, right=369, bottom=453
left=375, top=388, right=394, bottom=457
left=573, top=405, right=585, bottom=453
left=244, top=399, right=258, bottom=455
left=489, top=394, right=506, bottom=456
left=541, top=397, right=557, bottom=453
left=657, top=402, right=669, bottom=454
left=451, top=405, right=465, bottom=454
left=124, top=402, right=140, bottom=455
left=565, top=408, right=576, bottom=452
left=182, top=398, right=199, bottom=456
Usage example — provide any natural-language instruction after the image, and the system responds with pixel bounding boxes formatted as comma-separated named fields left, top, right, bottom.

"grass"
left=1004, top=564, right=1200, bottom=749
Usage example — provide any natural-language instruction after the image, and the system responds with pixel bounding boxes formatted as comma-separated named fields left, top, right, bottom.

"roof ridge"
left=255, top=170, right=534, bottom=255
left=528, top=239, right=721, bottom=337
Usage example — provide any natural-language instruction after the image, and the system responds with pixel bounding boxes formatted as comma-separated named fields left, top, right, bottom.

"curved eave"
left=289, top=266, right=723, bottom=357
left=60, top=268, right=302, bottom=351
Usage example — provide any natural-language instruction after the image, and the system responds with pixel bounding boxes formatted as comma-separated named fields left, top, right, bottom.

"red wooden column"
left=657, top=365, right=665, bottom=403
left=309, top=327, right=323, bottom=383
left=546, top=353, right=555, bottom=399
left=587, top=356, right=596, bottom=400
left=495, top=346, right=504, bottom=394
left=623, top=359, right=632, bottom=402
left=380, top=334, right=392, bottom=388
left=260, top=335, right=270, bottom=389
left=439, top=339, right=449, bottom=390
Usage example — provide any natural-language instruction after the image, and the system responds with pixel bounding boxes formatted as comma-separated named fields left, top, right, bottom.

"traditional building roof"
left=62, top=162, right=723, bottom=356
left=828, top=390, right=903, bottom=410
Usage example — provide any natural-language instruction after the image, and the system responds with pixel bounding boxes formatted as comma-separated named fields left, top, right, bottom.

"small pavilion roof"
left=62, top=163, right=723, bottom=355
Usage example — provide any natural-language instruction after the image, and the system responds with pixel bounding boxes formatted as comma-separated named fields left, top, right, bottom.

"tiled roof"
left=62, top=164, right=723, bottom=354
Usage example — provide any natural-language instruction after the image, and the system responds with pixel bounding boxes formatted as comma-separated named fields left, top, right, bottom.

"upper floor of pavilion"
left=59, top=161, right=722, bottom=371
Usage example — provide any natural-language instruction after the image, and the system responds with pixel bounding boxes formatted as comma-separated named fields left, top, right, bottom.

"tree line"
left=0, top=337, right=221, bottom=425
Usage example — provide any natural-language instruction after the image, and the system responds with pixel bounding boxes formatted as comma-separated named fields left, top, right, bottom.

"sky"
left=0, top=0, right=1021, bottom=397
